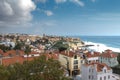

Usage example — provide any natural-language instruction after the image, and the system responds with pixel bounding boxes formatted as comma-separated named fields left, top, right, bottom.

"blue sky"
left=0, top=0, right=120, bottom=36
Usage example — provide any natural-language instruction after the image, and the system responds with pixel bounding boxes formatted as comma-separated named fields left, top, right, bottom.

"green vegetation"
left=112, top=53, right=120, bottom=75
left=0, top=44, right=11, bottom=52
left=14, top=41, right=25, bottom=50
left=53, top=40, right=69, bottom=51
left=0, top=55, right=70, bottom=80
left=117, top=53, right=120, bottom=64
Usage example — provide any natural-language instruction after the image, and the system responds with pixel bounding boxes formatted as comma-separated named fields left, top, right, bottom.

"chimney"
left=65, top=50, right=67, bottom=54
left=91, top=51, right=94, bottom=55
left=67, top=50, right=69, bottom=56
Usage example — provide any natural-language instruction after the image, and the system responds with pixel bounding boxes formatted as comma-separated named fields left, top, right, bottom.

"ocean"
left=74, top=36, right=120, bottom=52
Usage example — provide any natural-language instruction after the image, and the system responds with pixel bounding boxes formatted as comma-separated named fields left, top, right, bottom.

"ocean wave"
left=84, top=41, right=120, bottom=52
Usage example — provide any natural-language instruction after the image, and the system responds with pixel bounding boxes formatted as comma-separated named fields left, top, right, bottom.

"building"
left=0, top=49, right=59, bottom=66
left=99, top=49, right=118, bottom=67
left=58, top=50, right=82, bottom=76
left=81, top=62, right=119, bottom=80
left=85, top=51, right=100, bottom=64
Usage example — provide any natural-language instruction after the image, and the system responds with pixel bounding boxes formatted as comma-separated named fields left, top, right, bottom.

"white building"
left=85, top=51, right=100, bottom=64
left=99, top=49, right=118, bottom=67
left=81, top=62, right=119, bottom=80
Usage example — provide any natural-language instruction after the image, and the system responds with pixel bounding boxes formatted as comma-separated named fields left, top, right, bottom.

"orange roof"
left=44, top=53, right=59, bottom=60
left=60, top=51, right=80, bottom=57
left=85, top=62, right=111, bottom=72
left=85, top=52, right=100, bottom=58
left=100, top=50, right=118, bottom=58
left=2, top=56, right=24, bottom=66
left=2, top=56, right=38, bottom=66
left=0, top=49, right=3, bottom=54
left=30, top=51, right=39, bottom=54
left=3, top=50, right=25, bottom=57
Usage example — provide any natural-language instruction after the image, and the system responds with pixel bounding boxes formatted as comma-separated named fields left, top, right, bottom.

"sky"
left=0, top=0, right=120, bottom=36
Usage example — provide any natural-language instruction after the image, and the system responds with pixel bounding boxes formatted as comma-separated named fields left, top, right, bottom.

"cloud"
left=34, top=0, right=47, bottom=3
left=0, top=0, right=36, bottom=27
left=70, top=0, right=84, bottom=7
left=54, top=0, right=84, bottom=7
left=44, top=10, right=53, bottom=16
left=55, top=0, right=67, bottom=3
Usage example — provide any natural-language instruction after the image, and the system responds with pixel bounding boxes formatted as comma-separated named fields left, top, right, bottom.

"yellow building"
left=59, top=50, right=82, bottom=76
left=67, top=41, right=84, bottom=50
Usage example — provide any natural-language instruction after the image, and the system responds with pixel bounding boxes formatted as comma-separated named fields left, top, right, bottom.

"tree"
left=53, top=40, right=69, bottom=51
left=14, top=41, right=25, bottom=50
left=0, top=65, right=10, bottom=80
left=0, top=44, right=11, bottom=52
left=117, top=53, right=120, bottom=64
left=0, top=55, right=71, bottom=80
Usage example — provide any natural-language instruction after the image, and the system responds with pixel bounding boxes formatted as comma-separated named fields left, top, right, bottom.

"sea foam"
left=84, top=41, right=120, bottom=52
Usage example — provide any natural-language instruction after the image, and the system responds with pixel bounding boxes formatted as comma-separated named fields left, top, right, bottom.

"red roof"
left=0, top=49, right=3, bottom=54
left=2, top=56, right=24, bottom=66
left=85, top=52, right=100, bottom=58
left=3, top=50, right=25, bottom=57
left=44, top=53, right=59, bottom=60
left=60, top=51, right=80, bottom=57
left=100, top=50, right=118, bottom=58
left=2, top=56, right=37, bottom=66
left=85, top=62, right=111, bottom=72
left=30, top=51, right=39, bottom=54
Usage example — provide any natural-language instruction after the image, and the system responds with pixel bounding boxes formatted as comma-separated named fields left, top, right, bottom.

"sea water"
left=75, top=36, right=120, bottom=52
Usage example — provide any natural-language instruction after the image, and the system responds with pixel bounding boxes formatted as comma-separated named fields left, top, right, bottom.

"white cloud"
left=0, top=0, right=36, bottom=27
left=54, top=0, right=84, bottom=7
left=55, top=0, right=67, bottom=3
left=34, top=0, right=47, bottom=3
left=71, top=0, right=84, bottom=7
left=44, top=10, right=53, bottom=16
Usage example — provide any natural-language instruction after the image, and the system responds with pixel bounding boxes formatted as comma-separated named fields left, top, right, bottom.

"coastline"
left=74, top=36, right=120, bottom=53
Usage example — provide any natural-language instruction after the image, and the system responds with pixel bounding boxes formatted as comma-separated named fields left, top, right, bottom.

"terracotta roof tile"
left=2, top=56, right=38, bottom=66
left=100, top=50, right=118, bottom=58
left=44, top=53, right=59, bottom=60
left=85, top=52, right=100, bottom=58
left=3, top=50, right=25, bottom=57
left=84, top=62, right=111, bottom=72
left=59, top=51, right=80, bottom=57
left=0, top=49, right=3, bottom=54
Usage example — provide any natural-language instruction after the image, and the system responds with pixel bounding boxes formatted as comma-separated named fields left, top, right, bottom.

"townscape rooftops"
left=85, top=51, right=100, bottom=58
left=84, top=62, right=111, bottom=72
left=44, top=53, right=59, bottom=60
left=60, top=50, right=80, bottom=57
left=3, top=50, right=25, bottom=57
left=2, top=56, right=38, bottom=66
left=100, top=49, right=118, bottom=58
left=0, top=49, right=3, bottom=54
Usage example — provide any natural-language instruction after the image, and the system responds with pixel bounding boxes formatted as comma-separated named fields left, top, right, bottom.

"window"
left=74, top=60, right=78, bottom=64
left=92, top=69, right=94, bottom=73
left=89, top=61, right=91, bottom=63
left=0, top=54, right=3, bottom=58
left=74, top=55, right=77, bottom=59
left=104, top=69, right=106, bottom=73
left=89, top=75, right=91, bottom=79
left=96, top=60, right=99, bottom=62
left=89, top=69, right=91, bottom=73
left=104, top=76, right=106, bottom=80
left=92, top=75, right=94, bottom=79
left=74, top=65, right=78, bottom=69
left=108, top=75, right=110, bottom=79
left=9, top=53, right=13, bottom=57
